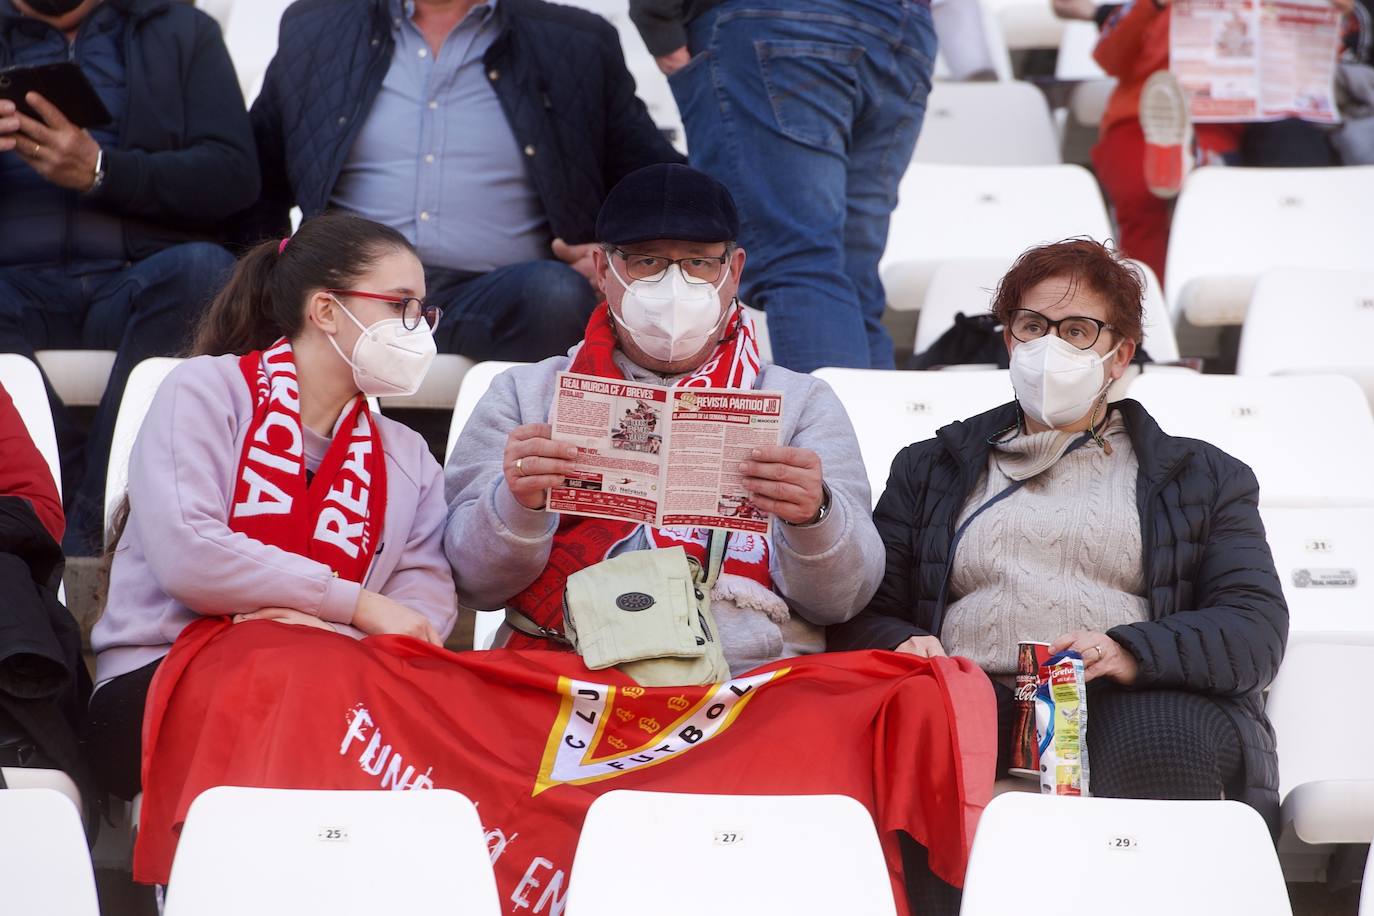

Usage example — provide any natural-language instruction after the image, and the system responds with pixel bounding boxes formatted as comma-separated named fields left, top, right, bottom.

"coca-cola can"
left=1009, top=640, right=1051, bottom=778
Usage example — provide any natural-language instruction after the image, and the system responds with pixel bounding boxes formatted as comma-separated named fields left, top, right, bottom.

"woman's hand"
left=504, top=423, right=579, bottom=511
left=1051, top=630, right=1139, bottom=685
left=352, top=590, right=442, bottom=646
left=233, top=608, right=336, bottom=632
left=894, top=635, right=948, bottom=658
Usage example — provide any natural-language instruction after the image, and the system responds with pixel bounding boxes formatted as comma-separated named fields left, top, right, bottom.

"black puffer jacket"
left=244, top=0, right=683, bottom=241
left=830, top=399, right=1289, bottom=828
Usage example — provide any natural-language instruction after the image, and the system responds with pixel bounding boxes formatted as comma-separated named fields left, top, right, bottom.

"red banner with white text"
left=136, top=620, right=996, bottom=913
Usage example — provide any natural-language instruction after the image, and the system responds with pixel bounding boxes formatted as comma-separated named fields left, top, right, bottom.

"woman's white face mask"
left=608, top=259, right=731, bottom=363
left=327, top=296, right=437, bottom=398
left=1010, top=334, right=1122, bottom=429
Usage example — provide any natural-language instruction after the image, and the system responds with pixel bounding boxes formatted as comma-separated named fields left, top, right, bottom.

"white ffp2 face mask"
left=327, top=296, right=437, bottom=398
left=1010, top=334, right=1121, bottom=429
left=609, top=260, right=731, bottom=363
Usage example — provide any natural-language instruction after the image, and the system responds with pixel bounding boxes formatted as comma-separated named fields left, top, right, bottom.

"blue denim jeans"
left=671, top=0, right=936, bottom=371
left=0, top=242, right=236, bottom=556
left=425, top=259, right=597, bottom=363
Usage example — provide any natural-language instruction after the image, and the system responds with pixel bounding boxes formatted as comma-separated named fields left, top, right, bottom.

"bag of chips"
left=1034, top=651, right=1090, bottom=796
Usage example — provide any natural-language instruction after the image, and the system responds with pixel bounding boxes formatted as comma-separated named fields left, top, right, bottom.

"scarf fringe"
left=711, top=573, right=790, bottom=624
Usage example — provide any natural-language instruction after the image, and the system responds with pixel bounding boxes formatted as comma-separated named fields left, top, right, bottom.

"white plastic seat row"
left=1266, top=634, right=1374, bottom=882
left=1238, top=268, right=1374, bottom=411
left=913, top=81, right=1060, bottom=167
left=0, top=789, right=100, bottom=916
left=882, top=163, right=1113, bottom=313
left=1166, top=166, right=1374, bottom=327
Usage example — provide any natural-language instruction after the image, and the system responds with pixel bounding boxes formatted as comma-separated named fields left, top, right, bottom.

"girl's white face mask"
left=327, top=296, right=437, bottom=398
left=1009, top=334, right=1121, bottom=429
left=608, top=260, right=731, bottom=363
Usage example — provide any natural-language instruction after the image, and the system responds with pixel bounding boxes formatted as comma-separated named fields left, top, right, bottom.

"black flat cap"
left=596, top=163, right=740, bottom=246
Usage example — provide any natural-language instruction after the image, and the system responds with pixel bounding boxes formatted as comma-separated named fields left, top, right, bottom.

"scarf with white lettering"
left=506, top=303, right=787, bottom=651
left=229, top=338, right=386, bottom=583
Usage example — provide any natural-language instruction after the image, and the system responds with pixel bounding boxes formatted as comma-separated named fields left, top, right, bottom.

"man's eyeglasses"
left=326, top=289, right=442, bottom=331
left=611, top=247, right=732, bottom=285
left=1008, top=308, right=1117, bottom=350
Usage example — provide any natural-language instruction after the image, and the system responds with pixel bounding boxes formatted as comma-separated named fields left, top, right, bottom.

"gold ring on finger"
left=32, top=143, right=41, bottom=156
left=515, top=457, right=525, bottom=476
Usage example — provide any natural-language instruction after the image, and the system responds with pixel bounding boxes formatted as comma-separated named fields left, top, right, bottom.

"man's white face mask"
left=1010, top=334, right=1121, bottom=429
left=326, top=296, right=437, bottom=398
left=608, top=259, right=731, bottom=363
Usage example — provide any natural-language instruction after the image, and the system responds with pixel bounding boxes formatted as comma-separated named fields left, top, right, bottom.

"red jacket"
left=0, top=382, right=64, bottom=542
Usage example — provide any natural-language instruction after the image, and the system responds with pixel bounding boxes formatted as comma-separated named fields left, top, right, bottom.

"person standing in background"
left=630, top=0, right=937, bottom=373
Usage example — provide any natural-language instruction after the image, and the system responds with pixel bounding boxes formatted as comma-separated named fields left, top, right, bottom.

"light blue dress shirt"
left=329, top=0, right=552, bottom=273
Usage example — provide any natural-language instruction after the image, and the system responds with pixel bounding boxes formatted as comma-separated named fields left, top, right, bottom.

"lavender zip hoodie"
left=92, top=354, right=458, bottom=684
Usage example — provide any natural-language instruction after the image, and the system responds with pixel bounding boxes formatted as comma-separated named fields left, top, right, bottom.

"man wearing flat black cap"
left=444, top=163, right=883, bottom=673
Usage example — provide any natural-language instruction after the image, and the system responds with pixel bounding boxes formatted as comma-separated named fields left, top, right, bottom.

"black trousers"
left=904, top=681, right=1245, bottom=915
left=83, top=657, right=162, bottom=801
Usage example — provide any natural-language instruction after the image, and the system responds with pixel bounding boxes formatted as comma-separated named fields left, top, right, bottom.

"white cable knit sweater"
left=942, top=411, right=1149, bottom=676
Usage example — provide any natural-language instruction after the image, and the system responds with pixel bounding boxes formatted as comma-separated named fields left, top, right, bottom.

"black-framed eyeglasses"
left=610, top=247, right=732, bottom=285
left=326, top=289, right=442, bottom=331
left=1008, top=308, right=1117, bottom=350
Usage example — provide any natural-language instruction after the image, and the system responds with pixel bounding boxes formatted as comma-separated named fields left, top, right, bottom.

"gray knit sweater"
left=442, top=348, right=885, bottom=674
left=942, top=412, right=1149, bottom=676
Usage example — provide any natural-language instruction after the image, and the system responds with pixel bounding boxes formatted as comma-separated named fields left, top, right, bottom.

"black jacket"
left=830, top=399, right=1289, bottom=828
left=0, top=0, right=260, bottom=258
left=0, top=497, right=92, bottom=798
left=245, top=0, right=683, bottom=243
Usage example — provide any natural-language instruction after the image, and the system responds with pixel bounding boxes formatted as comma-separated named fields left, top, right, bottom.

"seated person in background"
left=87, top=213, right=457, bottom=802
left=0, top=381, right=62, bottom=543
left=831, top=239, right=1287, bottom=822
left=1, top=379, right=92, bottom=797
left=0, top=0, right=260, bottom=557
left=445, top=163, right=884, bottom=673
left=248, top=0, right=684, bottom=366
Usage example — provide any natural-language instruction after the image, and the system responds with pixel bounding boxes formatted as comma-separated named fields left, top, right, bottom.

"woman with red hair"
left=832, top=239, right=1287, bottom=827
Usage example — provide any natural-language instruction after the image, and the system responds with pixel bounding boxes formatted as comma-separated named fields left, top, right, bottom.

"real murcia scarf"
left=229, top=337, right=386, bottom=582
left=506, top=303, right=788, bottom=650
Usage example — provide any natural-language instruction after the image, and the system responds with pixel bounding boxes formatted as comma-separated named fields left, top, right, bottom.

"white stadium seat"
left=163, top=787, right=500, bottom=916
left=0, top=354, right=62, bottom=497
left=220, top=0, right=296, bottom=104
left=913, top=81, right=1060, bottom=166
left=913, top=257, right=1179, bottom=363
left=1165, top=166, right=1374, bottom=327
left=445, top=360, right=527, bottom=651
left=1260, top=507, right=1374, bottom=640
left=983, top=0, right=1064, bottom=50
left=1055, top=20, right=1106, bottom=81
left=814, top=368, right=1012, bottom=505
left=930, top=0, right=1015, bottom=81
left=1127, top=373, right=1374, bottom=508
left=104, top=358, right=183, bottom=539
left=962, top=794, right=1291, bottom=916
left=565, top=791, right=897, bottom=916
left=1266, top=636, right=1374, bottom=852
left=1237, top=268, right=1374, bottom=410
left=379, top=353, right=476, bottom=411
left=0, top=789, right=99, bottom=916
left=445, top=360, right=527, bottom=463
left=195, top=0, right=234, bottom=28
left=882, top=163, right=1112, bottom=312
left=34, top=350, right=117, bottom=408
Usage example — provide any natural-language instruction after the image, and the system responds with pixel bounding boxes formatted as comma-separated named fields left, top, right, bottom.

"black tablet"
left=0, top=61, right=112, bottom=129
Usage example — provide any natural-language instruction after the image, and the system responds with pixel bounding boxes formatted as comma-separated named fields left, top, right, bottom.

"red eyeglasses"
left=326, top=289, right=443, bottom=331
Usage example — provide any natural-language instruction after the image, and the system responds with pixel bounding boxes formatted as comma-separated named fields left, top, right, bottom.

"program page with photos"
left=547, top=372, right=784, bottom=535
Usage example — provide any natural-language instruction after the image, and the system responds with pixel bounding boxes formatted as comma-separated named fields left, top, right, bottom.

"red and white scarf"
left=229, top=338, right=387, bottom=583
left=506, top=304, right=788, bottom=650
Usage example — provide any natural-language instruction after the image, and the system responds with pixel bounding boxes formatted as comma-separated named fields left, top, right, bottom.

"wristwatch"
left=87, top=147, right=106, bottom=195
left=785, top=483, right=832, bottom=528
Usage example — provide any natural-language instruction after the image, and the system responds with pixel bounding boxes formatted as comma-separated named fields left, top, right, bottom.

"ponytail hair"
left=192, top=212, right=416, bottom=356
